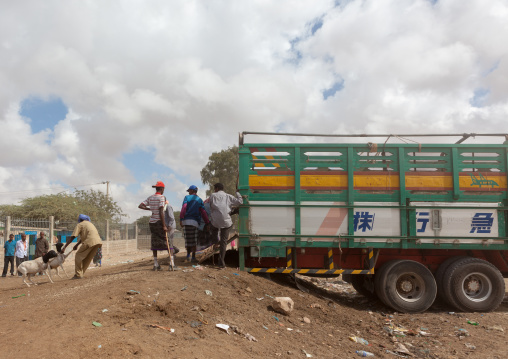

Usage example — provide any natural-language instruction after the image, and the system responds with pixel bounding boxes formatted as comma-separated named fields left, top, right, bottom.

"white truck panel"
left=411, top=202, right=499, bottom=237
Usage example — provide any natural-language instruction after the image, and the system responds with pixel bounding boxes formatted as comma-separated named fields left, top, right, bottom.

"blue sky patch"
left=311, top=18, right=323, bottom=35
left=288, top=37, right=303, bottom=65
left=470, top=88, right=489, bottom=108
left=20, top=96, right=68, bottom=133
left=122, top=148, right=164, bottom=184
left=323, top=79, right=345, bottom=100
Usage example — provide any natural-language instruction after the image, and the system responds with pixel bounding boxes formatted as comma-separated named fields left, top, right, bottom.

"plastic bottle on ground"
left=356, top=350, right=374, bottom=357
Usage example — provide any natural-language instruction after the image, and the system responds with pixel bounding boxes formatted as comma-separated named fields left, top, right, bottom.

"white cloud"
left=0, top=0, right=507, bottom=220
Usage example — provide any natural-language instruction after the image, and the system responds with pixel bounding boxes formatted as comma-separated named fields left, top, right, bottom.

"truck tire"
left=375, top=260, right=437, bottom=313
left=342, top=273, right=352, bottom=283
left=350, top=274, right=377, bottom=299
left=374, top=260, right=405, bottom=308
left=435, top=256, right=467, bottom=304
left=444, top=257, right=505, bottom=312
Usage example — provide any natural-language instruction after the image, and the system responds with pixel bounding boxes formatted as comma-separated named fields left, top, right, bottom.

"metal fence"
left=0, top=216, right=149, bottom=257
left=0, top=216, right=214, bottom=254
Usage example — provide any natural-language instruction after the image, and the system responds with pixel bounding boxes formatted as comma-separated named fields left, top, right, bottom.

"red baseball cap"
left=152, top=181, right=165, bottom=188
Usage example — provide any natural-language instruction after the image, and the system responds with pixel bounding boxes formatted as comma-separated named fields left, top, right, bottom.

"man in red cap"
left=139, top=181, right=169, bottom=270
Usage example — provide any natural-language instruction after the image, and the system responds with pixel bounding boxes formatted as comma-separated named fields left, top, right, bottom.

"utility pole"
left=103, top=181, right=110, bottom=242
left=102, top=181, right=110, bottom=199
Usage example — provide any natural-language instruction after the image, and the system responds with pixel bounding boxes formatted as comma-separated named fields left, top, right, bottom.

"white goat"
left=17, top=251, right=58, bottom=287
left=48, top=248, right=73, bottom=279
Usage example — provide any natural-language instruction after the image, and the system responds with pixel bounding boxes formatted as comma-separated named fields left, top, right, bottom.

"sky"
left=1, top=0, right=507, bottom=221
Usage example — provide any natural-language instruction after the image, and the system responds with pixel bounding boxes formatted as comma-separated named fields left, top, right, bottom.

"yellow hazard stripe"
left=247, top=268, right=372, bottom=275
left=286, top=248, right=292, bottom=268
left=328, top=249, right=334, bottom=269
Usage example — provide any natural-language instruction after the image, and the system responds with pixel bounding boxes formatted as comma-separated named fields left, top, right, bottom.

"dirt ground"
left=1, top=250, right=507, bottom=359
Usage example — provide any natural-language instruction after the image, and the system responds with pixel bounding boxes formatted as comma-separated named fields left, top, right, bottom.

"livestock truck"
left=237, top=132, right=508, bottom=313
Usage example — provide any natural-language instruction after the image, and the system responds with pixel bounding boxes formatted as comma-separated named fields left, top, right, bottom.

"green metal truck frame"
left=237, top=132, right=508, bottom=313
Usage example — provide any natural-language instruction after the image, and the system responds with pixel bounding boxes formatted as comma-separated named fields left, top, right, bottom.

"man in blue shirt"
left=180, top=185, right=209, bottom=263
left=2, top=234, right=16, bottom=277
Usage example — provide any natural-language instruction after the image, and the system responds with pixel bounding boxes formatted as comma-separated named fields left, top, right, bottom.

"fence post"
left=135, top=222, right=138, bottom=249
left=125, top=223, right=129, bottom=240
left=106, top=220, right=110, bottom=241
left=102, top=219, right=109, bottom=254
left=49, top=216, right=54, bottom=250
left=5, top=216, right=11, bottom=240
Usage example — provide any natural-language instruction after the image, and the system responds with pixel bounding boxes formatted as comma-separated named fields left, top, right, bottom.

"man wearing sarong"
left=180, top=185, right=209, bottom=263
left=138, top=181, right=168, bottom=270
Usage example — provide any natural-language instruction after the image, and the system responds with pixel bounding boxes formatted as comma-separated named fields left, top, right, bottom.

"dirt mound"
left=1, top=254, right=507, bottom=358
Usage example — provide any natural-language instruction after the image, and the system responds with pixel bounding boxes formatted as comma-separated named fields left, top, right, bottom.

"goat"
left=17, top=251, right=58, bottom=287
left=47, top=243, right=73, bottom=279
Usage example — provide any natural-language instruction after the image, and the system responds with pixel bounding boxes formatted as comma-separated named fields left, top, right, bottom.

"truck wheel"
left=374, top=260, right=405, bottom=308
left=375, top=260, right=436, bottom=313
left=445, top=258, right=505, bottom=312
left=351, top=274, right=377, bottom=299
left=435, top=256, right=466, bottom=304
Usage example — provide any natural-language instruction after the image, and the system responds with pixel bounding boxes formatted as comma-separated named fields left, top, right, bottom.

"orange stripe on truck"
left=249, top=171, right=507, bottom=191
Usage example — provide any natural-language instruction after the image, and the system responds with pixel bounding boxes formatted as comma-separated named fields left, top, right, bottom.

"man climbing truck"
left=237, top=132, right=508, bottom=313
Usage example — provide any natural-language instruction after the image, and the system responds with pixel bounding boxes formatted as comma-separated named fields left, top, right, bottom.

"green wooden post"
left=238, top=146, right=251, bottom=271
left=294, top=147, right=301, bottom=268
left=451, top=147, right=460, bottom=200
left=504, top=146, right=508, bottom=238
left=399, top=147, right=408, bottom=248
left=408, top=210, right=417, bottom=236
left=347, top=146, right=355, bottom=247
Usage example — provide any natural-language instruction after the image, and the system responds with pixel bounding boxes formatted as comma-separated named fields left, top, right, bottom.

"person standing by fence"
left=34, top=232, right=49, bottom=275
left=2, top=234, right=16, bottom=277
left=15, top=234, right=28, bottom=276
left=62, top=214, right=103, bottom=279
left=138, top=181, right=169, bottom=270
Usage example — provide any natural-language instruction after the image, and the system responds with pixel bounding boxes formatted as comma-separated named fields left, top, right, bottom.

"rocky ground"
left=0, top=250, right=507, bottom=358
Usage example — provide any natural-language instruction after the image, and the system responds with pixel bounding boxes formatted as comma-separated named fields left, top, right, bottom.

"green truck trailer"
left=237, top=132, right=508, bottom=313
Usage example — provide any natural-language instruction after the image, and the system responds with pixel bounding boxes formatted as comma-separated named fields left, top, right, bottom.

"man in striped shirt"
left=139, top=181, right=168, bottom=270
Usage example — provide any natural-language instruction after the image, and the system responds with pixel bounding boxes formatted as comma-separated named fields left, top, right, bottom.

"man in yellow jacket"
left=62, top=214, right=103, bottom=279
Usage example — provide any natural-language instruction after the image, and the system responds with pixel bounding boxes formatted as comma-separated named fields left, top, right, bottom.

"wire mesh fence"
left=0, top=216, right=141, bottom=248
left=0, top=216, right=156, bottom=272
left=1, top=216, right=207, bottom=253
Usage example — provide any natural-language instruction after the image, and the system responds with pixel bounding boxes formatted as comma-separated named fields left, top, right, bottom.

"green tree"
left=200, top=145, right=238, bottom=196
left=74, top=189, right=124, bottom=222
left=0, top=189, right=124, bottom=223
left=136, top=215, right=150, bottom=227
